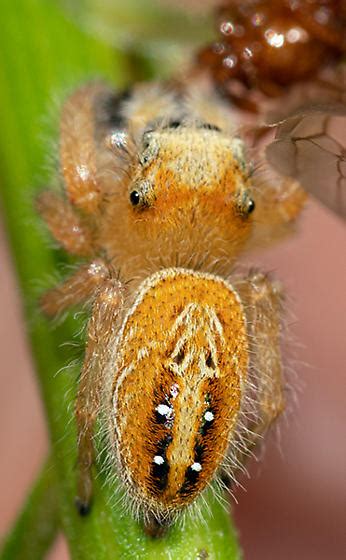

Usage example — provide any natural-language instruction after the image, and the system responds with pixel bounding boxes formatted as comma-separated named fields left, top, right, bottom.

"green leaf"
left=0, top=459, right=59, bottom=560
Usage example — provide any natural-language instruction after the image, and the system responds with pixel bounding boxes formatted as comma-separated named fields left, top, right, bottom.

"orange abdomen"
left=108, top=268, right=249, bottom=520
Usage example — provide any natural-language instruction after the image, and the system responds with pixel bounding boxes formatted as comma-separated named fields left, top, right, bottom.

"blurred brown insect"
left=38, top=0, right=345, bottom=535
left=197, top=0, right=346, bottom=109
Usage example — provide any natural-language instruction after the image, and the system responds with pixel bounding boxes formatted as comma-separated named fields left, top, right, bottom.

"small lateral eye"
left=236, top=192, right=255, bottom=217
left=247, top=199, right=255, bottom=214
left=130, top=190, right=140, bottom=206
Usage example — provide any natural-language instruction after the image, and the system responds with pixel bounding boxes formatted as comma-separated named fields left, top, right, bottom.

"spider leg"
left=60, top=83, right=114, bottom=214
left=256, top=177, right=307, bottom=229
left=40, top=260, right=110, bottom=316
left=245, top=272, right=284, bottom=429
left=232, top=272, right=284, bottom=467
left=251, top=171, right=307, bottom=247
left=37, top=191, right=94, bottom=256
left=75, top=278, right=124, bottom=515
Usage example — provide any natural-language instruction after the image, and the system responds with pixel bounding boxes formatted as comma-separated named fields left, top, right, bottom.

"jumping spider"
left=38, top=80, right=307, bottom=532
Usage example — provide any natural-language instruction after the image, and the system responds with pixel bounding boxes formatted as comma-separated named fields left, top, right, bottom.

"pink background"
left=0, top=199, right=345, bottom=559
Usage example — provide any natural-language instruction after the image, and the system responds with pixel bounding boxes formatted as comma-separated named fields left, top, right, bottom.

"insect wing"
left=266, top=106, right=346, bottom=219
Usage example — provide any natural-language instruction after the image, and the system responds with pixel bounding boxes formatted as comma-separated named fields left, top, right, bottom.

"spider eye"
left=236, top=192, right=255, bottom=217
left=247, top=199, right=255, bottom=214
left=130, top=190, right=140, bottom=206
left=129, top=181, right=152, bottom=208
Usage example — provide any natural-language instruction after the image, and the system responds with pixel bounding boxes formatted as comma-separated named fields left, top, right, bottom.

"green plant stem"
left=0, top=0, right=242, bottom=558
left=1, top=458, right=59, bottom=560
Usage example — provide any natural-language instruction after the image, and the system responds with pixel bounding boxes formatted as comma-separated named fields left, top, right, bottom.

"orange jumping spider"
left=38, top=79, right=313, bottom=532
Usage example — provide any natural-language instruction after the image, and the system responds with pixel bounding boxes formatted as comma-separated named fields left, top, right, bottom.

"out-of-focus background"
left=0, top=1, right=345, bottom=559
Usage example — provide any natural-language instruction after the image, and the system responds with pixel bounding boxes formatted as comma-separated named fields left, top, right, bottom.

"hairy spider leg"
left=75, top=279, right=124, bottom=515
left=36, top=191, right=95, bottom=256
left=40, top=260, right=110, bottom=316
left=60, top=83, right=112, bottom=214
left=233, top=272, right=284, bottom=465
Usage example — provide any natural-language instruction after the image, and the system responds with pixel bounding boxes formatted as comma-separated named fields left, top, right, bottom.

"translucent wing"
left=266, top=106, right=346, bottom=219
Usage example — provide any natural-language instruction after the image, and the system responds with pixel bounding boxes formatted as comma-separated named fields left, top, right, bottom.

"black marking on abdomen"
left=151, top=435, right=172, bottom=493
left=205, top=351, right=216, bottom=369
left=155, top=410, right=167, bottom=425
left=179, top=442, right=206, bottom=497
left=199, top=408, right=215, bottom=437
left=179, top=394, right=217, bottom=496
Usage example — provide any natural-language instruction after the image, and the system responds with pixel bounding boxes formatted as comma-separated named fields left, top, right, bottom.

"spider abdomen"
left=108, top=268, right=249, bottom=520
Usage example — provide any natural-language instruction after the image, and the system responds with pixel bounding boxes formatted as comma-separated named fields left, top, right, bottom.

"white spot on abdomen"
left=156, top=404, right=171, bottom=416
